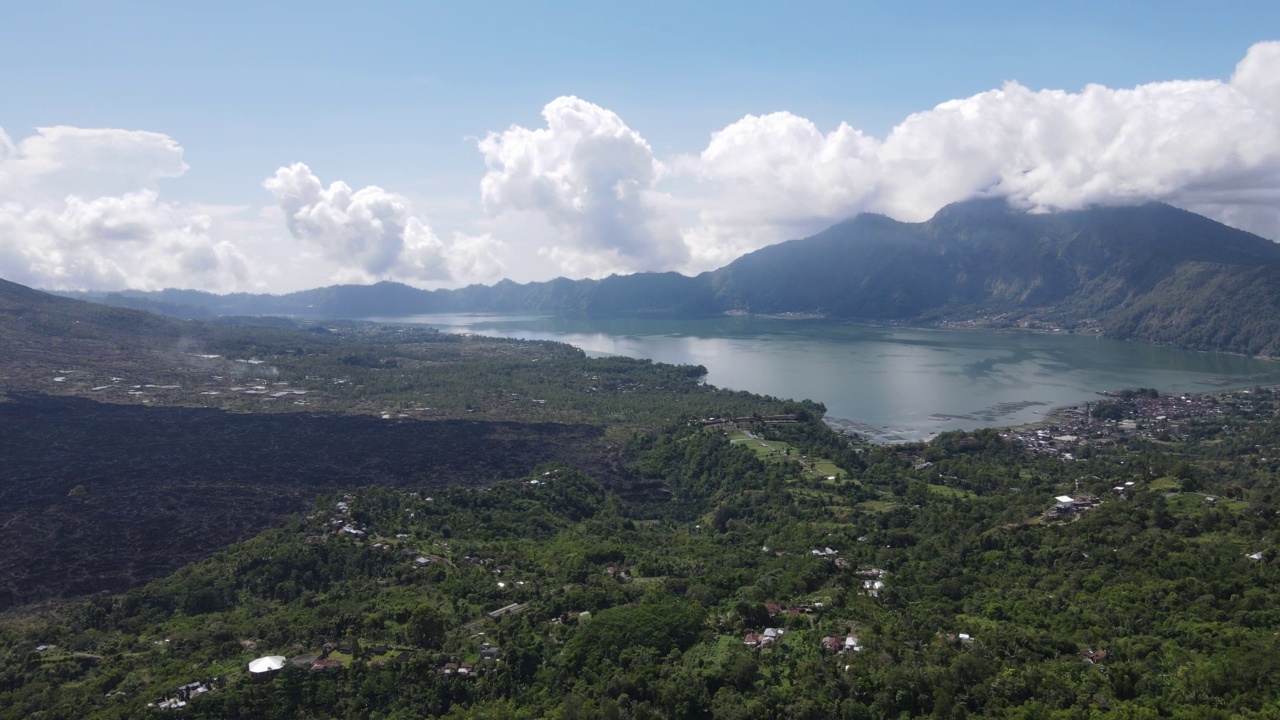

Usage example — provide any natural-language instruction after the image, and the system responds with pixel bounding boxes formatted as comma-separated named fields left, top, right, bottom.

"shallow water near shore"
left=372, top=314, right=1280, bottom=442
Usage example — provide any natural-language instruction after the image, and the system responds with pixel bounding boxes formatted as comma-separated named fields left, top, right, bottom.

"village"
left=998, top=387, right=1238, bottom=459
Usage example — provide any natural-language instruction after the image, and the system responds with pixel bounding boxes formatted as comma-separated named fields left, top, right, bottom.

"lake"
left=371, top=314, right=1280, bottom=442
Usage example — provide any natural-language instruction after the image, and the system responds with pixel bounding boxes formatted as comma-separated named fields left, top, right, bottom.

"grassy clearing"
left=928, top=484, right=975, bottom=499
left=727, top=430, right=848, bottom=482
left=824, top=505, right=854, bottom=521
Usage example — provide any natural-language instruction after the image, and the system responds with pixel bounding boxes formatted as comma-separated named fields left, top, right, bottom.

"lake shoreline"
left=373, top=313, right=1280, bottom=442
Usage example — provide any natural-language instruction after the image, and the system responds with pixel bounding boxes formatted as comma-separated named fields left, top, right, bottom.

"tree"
left=407, top=605, right=445, bottom=649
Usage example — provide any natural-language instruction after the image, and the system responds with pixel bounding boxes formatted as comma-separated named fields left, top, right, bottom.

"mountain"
left=708, top=199, right=1280, bottom=354
left=57, top=199, right=1280, bottom=355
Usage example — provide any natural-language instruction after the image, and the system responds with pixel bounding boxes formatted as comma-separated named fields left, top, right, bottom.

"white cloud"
left=444, top=232, right=507, bottom=285
left=1232, top=40, right=1280, bottom=113
left=0, top=127, right=503, bottom=293
left=0, top=126, right=188, bottom=202
left=0, top=191, right=249, bottom=291
left=681, top=40, right=1280, bottom=263
left=477, top=44, right=1280, bottom=278
left=9, top=42, right=1280, bottom=293
left=0, top=126, right=248, bottom=292
left=264, top=163, right=505, bottom=286
left=477, top=96, right=686, bottom=277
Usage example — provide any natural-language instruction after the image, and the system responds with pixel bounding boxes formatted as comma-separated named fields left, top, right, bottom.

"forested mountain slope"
left=5, top=389, right=1280, bottom=718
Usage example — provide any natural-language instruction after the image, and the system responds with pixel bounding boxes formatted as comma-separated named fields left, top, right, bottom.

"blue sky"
left=3, top=1, right=1280, bottom=292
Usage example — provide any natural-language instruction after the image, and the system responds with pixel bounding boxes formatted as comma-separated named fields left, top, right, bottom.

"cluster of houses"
left=276, top=641, right=410, bottom=672
left=1045, top=493, right=1101, bottom=519
left=697, top=414, right=800, bottom=428
left=1001, top=391, right=1233, bottom=457
left=743, top=627, right=787, bottom=648
left=437, top=661, right=480, bottom=677
left=437, top=642, right=501, bottom=677
left=857, top=568, right=887, bottom=598
left=306, top=495, right=371, bottom=540
left=150, top=677, right=222, bottom=711
left=821, top=634, right=862, bottom=653
left=744, top=628, right=865, bottom=654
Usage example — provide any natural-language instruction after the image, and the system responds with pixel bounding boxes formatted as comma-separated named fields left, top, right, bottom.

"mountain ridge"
left=50, top=199, right=1280, bottom=355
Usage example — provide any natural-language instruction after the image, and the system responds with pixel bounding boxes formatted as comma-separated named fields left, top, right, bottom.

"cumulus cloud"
left=0, top=126, right=502, bottom=293
left=478, top=96, right=686, bottom=276
left=0, top=126, right=189, bottom=202
left=683, top=40, right=1280, bottom=262
left=264, top=163, right=505, bottom=285
left=0, top=126, right=248, bottom=291
left=488, top=42, right=1280, bottom=276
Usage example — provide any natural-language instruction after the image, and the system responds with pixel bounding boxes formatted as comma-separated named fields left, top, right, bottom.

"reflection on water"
left=370, top=314, right=1280, bottom=442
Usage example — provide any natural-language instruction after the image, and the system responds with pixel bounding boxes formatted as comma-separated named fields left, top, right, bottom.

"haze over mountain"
left=68, top=199, right=1280, bottom=357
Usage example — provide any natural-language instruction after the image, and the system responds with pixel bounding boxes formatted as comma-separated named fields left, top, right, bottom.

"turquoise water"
left=372, top=314, right=1280, bottom=441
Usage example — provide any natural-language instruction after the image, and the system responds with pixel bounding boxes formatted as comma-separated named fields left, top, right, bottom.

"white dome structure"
left=248, top=655, right=287, bottom=674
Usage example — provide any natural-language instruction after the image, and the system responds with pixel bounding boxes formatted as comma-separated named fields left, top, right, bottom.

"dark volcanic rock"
left=0, top=393, right=621, bottom=609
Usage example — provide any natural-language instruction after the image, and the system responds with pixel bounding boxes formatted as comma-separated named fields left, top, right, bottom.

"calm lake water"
left=372, top=314, right=1280, bottom=442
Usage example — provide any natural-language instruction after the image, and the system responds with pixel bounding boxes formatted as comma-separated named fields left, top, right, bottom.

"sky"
left=2, top=1, right=1279, bottom=294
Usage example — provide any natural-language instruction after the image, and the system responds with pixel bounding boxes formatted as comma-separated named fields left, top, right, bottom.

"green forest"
left=5, top=379, right=1280, bottom=719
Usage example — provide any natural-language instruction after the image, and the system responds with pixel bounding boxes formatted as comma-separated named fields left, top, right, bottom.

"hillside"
left=0, top=281, right=787, bottom=609
left=65, top=199, right=1280, bottom=355
left=4, top=388, right=1280, bottom=718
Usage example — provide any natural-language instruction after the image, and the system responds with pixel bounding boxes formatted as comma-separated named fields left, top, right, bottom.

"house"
left=311, top=658, right=344, bottom=670
left=1073, top=494, right=1100, bottom=510
left=479, top=644, right=500, bottom=661
left=1082, top=649, right=1107, bottom=664
left=1054, top=495, right=1075, bottom=511
left=743, top=633, right=763, bottom=648
left=177, top=681, right=211, bottom=700
left=821, top=636, right=843, bottom=652
left=843, top=635, right=861, bottom=653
